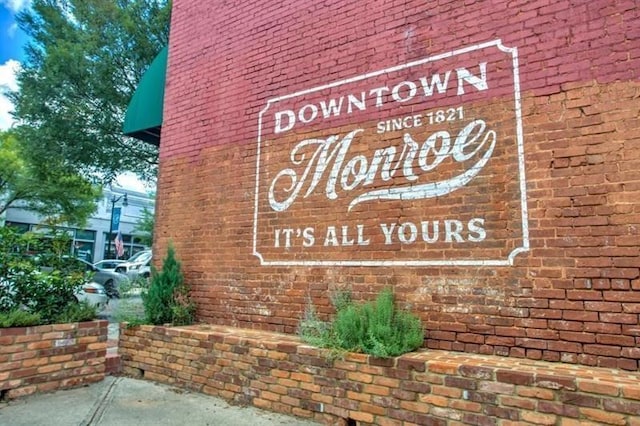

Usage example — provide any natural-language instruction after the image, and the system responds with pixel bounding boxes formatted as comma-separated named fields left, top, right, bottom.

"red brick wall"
left=0, top=321, right=107, bottom=399
left=120, top=324, right=640, bottom=425
left=157, top=1, right=640, bottom=369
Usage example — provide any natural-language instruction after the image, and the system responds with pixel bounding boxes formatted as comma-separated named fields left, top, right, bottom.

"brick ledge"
left=128, top=323, right=640, bottom=387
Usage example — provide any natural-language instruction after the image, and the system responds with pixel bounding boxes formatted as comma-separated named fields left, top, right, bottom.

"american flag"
left=114, top=231, right=125, bottom=258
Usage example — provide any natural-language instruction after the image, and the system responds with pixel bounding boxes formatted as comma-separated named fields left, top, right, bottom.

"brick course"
left=0, top=321, right=107, bottom=400
left=120, top=324, right=640, bottom=425
left=156, top=0, right=640, bottom=369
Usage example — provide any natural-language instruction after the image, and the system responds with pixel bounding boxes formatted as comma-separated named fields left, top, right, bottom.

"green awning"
left=122, top=46, right=168, bottom=145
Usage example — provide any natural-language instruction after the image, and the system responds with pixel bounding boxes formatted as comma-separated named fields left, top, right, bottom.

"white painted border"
left=253, top=39, right=529, bottom=267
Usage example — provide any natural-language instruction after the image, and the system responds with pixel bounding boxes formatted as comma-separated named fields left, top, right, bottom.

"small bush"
left=171, top=291, right=196, bottom=326
left=300, top=287, right=424, bottom=358
left=0, top=227, right=92, bottom=326
left=142, top=244, right=195, bottom=325
left=54, top=301, right=97, bottom=323
left=0, top=309, right=42, bottom=327
left=298, top=301, right=332, bottom=348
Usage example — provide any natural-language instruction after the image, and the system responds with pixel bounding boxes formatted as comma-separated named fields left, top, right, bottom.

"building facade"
left=5, top=186, right=154, bottom=263
left=152, top=1, right=640, bottom=370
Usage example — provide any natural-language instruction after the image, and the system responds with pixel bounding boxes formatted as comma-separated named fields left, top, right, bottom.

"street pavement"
left=0, top=375, right=319, bottom=425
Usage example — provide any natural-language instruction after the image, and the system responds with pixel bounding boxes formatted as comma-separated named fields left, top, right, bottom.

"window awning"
left=122, top=46, right=168, bottom=145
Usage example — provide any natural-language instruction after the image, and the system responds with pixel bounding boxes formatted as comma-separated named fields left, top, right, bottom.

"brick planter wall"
left=0, top=320, right=107, bottom=400
left=120, top=324, right=640, bottom=425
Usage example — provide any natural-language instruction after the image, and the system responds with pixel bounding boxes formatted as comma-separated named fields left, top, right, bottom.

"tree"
left=0, top=130, right=101, bottom=225
left=10, top=0, right=171, bottom=182
left=133, top=206, right=155, bottom=246
left=142, top=244, right=194, bottom=326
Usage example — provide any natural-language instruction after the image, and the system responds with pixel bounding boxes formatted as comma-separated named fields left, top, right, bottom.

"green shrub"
left=54, top=301, right=97, bottom=323
left=0, top=227, right=90, bottom=326
left=6, top=267, right=85, bottom=324
left=142, top=244, right=195, bottom=325
left=300, top=287, right=424, bottom=358
left=0, top=309, right=42, bottom=327
left=298, top=302, right=332, bottom=348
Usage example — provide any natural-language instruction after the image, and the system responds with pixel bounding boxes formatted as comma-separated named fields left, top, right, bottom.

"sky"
left=0, top=0, right=29, bottom=130
left=0, top=0, right=152, bottom=193
left=0, top=0, right=30, bottom=130
left=0, top=0, right=29, bottom=63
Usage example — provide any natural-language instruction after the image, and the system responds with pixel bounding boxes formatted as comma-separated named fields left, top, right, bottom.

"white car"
left=64, top=258, right=129, bottom=299
left=76, top=282, right=109, bottom=311
left=115, top=250, right=152, bottom=280
left=93, top=259, right=126, bottom=272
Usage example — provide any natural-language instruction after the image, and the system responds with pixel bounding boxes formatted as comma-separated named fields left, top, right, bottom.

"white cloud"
left=115, top=172, right=156, bottom=193
left=0, top=59, right=20, bottom=131
left=1, top=0, right=31, bottom=13
left=7, top=22, right=18, bottom=38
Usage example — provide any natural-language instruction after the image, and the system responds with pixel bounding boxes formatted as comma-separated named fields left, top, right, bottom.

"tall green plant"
left=300, top=288, right=424, bottom=358
left=142, top=244, right=195, bottom=325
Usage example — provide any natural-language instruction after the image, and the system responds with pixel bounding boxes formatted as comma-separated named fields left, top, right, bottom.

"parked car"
left=0, top=275, right=108, bottom=313
left=136, top=261, right=151, bottom=281
left=38, top=257, right=128, bottom=299
left=49, top=258, right=127, bottom=299
left=76, top=282, right=109, bottom=311
left=115, top=250, right=152, bottom=280
left=93, top=259, right=126, bottom=272
left=72, top=258, right=128, bottom=299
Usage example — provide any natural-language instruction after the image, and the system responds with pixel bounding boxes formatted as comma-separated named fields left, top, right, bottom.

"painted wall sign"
left=253, top=39, right=529, bottom=266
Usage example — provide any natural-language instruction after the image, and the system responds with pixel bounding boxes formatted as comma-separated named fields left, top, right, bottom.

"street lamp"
left=108, top=193, right=128, bottom=259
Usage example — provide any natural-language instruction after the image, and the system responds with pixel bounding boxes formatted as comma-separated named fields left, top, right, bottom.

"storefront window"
left=76, top=229, right=95, bottom=240
left=103, top=232, right=148, bottom=260
left=74, top=229, right=96, bottom=263
left=5, top=224, right=96, bottom=262
left=74, top=241, right=94, bottom=262
left=5, top=222, right=30, bottom=233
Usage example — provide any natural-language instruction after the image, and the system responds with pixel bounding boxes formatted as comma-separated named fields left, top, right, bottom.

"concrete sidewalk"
left=0, top=376, right=320, bottom=425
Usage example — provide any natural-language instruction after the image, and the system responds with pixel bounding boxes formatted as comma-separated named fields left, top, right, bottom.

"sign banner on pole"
left=111, top=207, right=121, bottom=231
